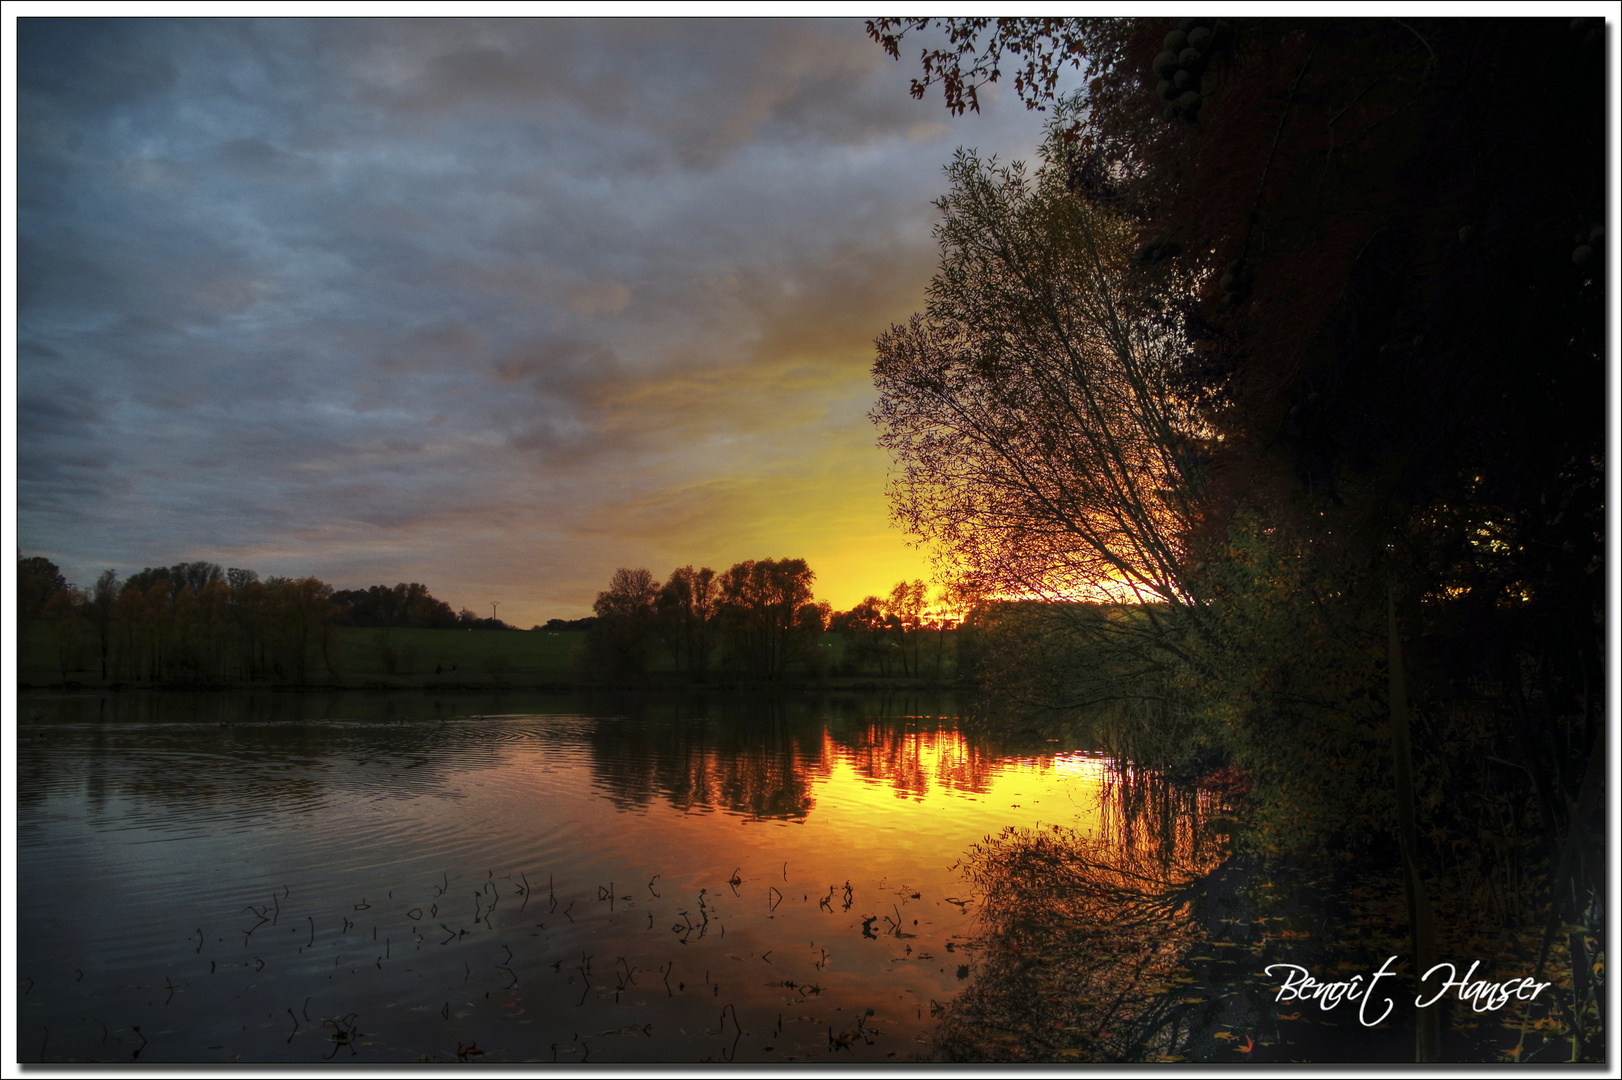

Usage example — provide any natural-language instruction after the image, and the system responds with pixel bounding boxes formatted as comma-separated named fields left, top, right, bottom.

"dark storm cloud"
left=15, top=16, right=1063, bottom=619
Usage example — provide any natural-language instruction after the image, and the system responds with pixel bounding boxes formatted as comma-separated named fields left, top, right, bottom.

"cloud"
left=215, top=137, right=326, bottom=184
left=16, top=17, right=1055, bottom=623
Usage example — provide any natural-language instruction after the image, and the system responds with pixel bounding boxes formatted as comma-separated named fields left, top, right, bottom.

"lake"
left=15, top=690, right=1208, bottom=1064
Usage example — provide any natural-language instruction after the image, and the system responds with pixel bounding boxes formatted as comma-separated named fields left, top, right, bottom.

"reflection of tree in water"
left=936, top=765, right=1231, bottom=1062
left=19, top=691, right=526, bottom=817
left=841, top=724, right=998, bottom=799
left=584, top=700, right=829, bottom=821
left=584, top=692, right=1014, bottom=819
left=1100, top=763, right=1224, bottom=871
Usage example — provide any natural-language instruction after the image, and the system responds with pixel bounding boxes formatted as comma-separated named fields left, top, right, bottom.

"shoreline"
left=17, top=674, right=966, bottom=696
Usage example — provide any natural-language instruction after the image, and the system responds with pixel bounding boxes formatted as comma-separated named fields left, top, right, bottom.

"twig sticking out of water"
left=575, top=964, right=592, bottom=1007
left=827, top=1007, right=875, bottom=1053
left=648, top=874, right=661, bottom=898
left=242, top=905, right=269, bottom=935
left=320, top=1013, right=359, bottom=1060
left=195, top=929, right=204, bottom=954
left=662, top=960, right=675, bottom=996
left=286, top=1008, right=299, bottom=1043
left=768, top=887, right=783, bottom=912
left=718, top=1003, right=746, bottom=1062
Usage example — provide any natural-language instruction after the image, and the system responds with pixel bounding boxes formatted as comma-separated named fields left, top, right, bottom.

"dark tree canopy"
left=17, top=555, right=66, bottom=623
left=871, top=19, right=1606, bottom=1060
left=873, top=14, right=1605, bottom=700
left=330, top=582, right=459, bottom=629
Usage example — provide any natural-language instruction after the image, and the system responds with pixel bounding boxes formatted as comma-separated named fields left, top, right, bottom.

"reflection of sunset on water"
left=19, top=695, right=1224, bottom=1063
left=576, top=717, right=1118, bottom=899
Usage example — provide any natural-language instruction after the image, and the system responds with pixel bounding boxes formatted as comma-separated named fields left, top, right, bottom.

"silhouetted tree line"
left=581, top=558, right=833, bottom=681
left=539, top=616, right=598, bottom=632
left=17, top=555, right=508, bottom=684
left=579, top=561, right=962, bottom=682
left=829, top=578, right=957, bottom=678
left=329, top=582, right=458, bottom=628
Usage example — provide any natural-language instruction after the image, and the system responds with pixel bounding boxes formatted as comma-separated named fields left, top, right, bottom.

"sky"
left=10, top=16, right=1074, bottom=625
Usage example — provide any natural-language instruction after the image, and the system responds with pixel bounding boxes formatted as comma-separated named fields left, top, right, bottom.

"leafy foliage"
left=872, top=15, right=1605, bottom=1062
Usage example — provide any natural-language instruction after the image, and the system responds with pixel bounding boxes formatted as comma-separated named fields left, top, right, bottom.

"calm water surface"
left=18, top=690, right=1137, bottom=1064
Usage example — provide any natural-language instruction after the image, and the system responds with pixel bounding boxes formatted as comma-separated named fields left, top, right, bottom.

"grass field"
left=344, top=626, right=583, bottom=678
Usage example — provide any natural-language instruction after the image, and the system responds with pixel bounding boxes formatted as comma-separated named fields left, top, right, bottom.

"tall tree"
left=85, top=569, right=120, bottom=680
left=43, top=585, right=88, bottom=683
left=872, top=17, right=1606, bottom=1061
left=657, top=565, right=718, bottom=679
left=17, top=555, right=66, bottom=625
left=586, top=568, right=660, bottom=678
left=872, top=145, right=1210, bottom=698
left=716, top=559, right=820, bottom=680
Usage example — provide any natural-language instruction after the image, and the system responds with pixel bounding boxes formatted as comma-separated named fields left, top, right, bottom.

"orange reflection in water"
left=576, top=719, right=1117, bottom=896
